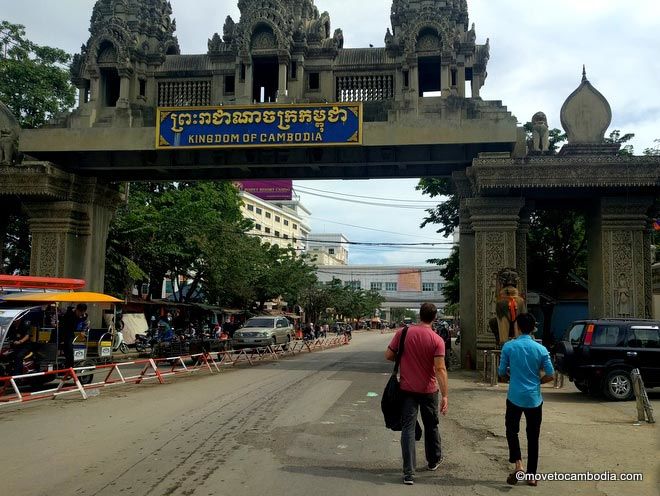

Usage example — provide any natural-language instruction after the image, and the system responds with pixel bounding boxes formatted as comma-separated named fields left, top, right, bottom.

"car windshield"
left=244, top=318, right=275, bottom=328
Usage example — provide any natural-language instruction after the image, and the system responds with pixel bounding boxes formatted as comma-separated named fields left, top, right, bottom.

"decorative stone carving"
left=560, top=67, right=612, bottom=145
left=0, top=101, right=21, bottom=166
left=223, top=15, right=236, bottom=43
left=529, top=111, right=550, bottom=153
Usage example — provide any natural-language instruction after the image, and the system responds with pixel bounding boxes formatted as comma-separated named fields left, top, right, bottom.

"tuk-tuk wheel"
left=76, top=361, right=95, bottom=385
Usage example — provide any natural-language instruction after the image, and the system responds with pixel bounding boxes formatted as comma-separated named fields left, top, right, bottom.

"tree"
left=644, top=139, right=660, bottom=157
left=0, top=21, right=76, bottom=274
left=605, top=130, right=635, bottom=156
left=522, top=122, right=567, bottom=153
left=428, top=246, right=460, bottom=307
left=0, top=21, right=75, bottom=128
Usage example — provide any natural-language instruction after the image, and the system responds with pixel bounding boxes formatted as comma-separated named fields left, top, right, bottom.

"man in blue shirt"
left=498, top=313, right=554, bottom=486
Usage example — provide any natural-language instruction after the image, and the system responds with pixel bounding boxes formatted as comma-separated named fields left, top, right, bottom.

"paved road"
left=1, top=332, right=656, bottom=496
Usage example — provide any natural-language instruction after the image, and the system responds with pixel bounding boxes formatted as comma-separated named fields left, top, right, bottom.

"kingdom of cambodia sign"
left=156, top=103, right=362, bottom=149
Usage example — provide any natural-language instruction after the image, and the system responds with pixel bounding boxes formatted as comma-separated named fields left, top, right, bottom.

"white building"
left=239, top=191, right=311, bottom=251
left=315, top=265, right=445, bottom=321
left=307, top=233, right=350, bottom=266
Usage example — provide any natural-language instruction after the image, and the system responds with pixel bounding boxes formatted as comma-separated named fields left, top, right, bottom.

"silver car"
left=232, top=316, right=293, bottom=349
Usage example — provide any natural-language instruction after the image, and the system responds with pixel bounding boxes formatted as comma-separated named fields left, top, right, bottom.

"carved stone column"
left=441, top=63, right=451, bottom=97
left=467, top=197, right=525, bottom=367
left=471, top=74, right=481, bottom=98
left=458, top=200, right=476, bottom=368
left=588, top=197, right=654, bottom=319
left=516, top=206, right=532, bottom=296
left=456, top=64, right=466, bottom=98
left=244, top=63, right=253, bottom=101
left=277, top=62, right=288, bottom=100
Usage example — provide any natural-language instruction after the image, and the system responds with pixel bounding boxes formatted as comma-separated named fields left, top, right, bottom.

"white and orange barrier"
left=0, top=335, right=349, bottom=408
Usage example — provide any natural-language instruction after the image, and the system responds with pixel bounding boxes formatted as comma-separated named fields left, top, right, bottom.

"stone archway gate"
left=1, top=0, right=658, bottom=368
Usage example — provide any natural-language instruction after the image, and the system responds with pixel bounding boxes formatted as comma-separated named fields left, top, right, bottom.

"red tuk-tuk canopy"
left=0, top=275, right=86, bottom=291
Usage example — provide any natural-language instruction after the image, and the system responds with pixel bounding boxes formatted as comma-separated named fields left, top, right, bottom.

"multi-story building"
left=315, top=265, right=445, bottom=322
left=307, top=233, right=350, bottom=266
left=239, top=190, right=311, bottom=251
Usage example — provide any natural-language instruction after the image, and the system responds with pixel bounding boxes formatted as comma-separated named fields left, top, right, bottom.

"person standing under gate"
left=498, top=313, right=554, bottom=487
left=385, top=302, right=449, bottom=485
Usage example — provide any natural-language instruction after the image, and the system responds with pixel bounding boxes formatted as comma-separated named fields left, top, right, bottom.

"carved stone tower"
left=70, top=0, right=180, bottom=127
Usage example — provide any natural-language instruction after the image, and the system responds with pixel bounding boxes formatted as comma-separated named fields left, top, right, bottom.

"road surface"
left=0, top=332, right=656, bottom=496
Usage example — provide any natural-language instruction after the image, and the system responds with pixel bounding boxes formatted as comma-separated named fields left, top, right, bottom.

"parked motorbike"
left=134, top=328, right=157, bottom=353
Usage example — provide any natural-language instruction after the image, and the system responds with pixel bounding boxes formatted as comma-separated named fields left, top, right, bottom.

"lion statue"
left=530, top=111, right=550, bottom=153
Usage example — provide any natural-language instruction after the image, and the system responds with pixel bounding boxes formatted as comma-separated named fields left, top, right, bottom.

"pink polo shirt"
left=389, top=325, right=445, bottom=394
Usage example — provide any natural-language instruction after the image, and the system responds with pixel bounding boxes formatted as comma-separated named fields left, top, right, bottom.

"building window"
left=256, top=207, right=262, bottom=215
left=293, top=224, right=298, bottom=230
left=349, top=280, right=361, bottom=290
left=275, top=216, right=281, bottom=222
left=265, top=212, right=272, bottom=219
left=284, top=219, right=289, bottom=226
left=403, top=70, right=410, bottom=88
left=308, top=72, right=320, bottom=91
left=255, top=224, right=262, bottom=231
left=329, top=248, right=335, bottom=255
left=283, top=234, right=289, bottom=239
left=240, top=63, right=246, bottom=82
left=385, top=282, right=397, bottom=291
left=290, top=61, right=298, bottom=80
left=275, top=231, right=280, bottom=237
left=265, top=227, right=271, bottom=234
left=423, top=282, right=435, bottom=292
left=371, top=282, right=383, bottom=291
left=225, top=74, right=235, bottom=94
left=247, top=204, right=254, bottom=211
left=139, top=79, right=147, bottom=97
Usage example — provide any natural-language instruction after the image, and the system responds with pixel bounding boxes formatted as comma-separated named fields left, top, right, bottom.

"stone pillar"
left=458, top=200, right=476, bottom=368
left=277, top=63, right=288, bottom=100
left=244, top=63, right=253, bottom=101
left=516, top=207, right=532, bottom=296
left=471, top=74, right=481, bottom=98
left=457, top=65, right=466, bottom=98
left=587, top=197, right=654, bottom=319
left=441, top=64, right=451, bottom=97
left=410, top=64, right=419, bottom=96
left=467, top=197, right=525, bottom=368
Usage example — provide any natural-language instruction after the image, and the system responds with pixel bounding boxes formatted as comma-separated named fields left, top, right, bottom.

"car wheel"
left=603, top=369, right=634, bottom=401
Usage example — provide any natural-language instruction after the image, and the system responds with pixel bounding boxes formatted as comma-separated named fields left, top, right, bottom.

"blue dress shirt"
left=498, top=334, right=555, bottom=408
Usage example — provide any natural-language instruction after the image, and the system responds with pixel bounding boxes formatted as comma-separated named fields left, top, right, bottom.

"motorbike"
left=134, top=328, right=157, bottom=353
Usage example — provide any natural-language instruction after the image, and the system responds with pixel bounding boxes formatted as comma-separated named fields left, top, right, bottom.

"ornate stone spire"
left=73, top=0, right=180, bottom=82
left=560, top=68, right=612, bottom=145
left=559, top=68, right=620, bottom=155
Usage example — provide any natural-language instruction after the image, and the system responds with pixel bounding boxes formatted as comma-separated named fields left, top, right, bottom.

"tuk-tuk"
left=0, top=291, right=122, bottom=384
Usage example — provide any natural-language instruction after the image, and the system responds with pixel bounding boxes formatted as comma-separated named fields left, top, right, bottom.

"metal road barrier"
left=0, top=335, right=349, bottom=407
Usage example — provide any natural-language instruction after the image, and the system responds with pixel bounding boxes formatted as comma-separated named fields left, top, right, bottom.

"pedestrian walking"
left=498, top=313, right=555, bottom=487
left=385, top=302, right=448, bottom=485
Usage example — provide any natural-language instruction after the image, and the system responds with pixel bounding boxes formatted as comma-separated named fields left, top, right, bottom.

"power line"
left=294, top=184, right=440, bottom=204
left=309, top=216, right=448, bottom=241
left=293, top=188, right=432, bottom=210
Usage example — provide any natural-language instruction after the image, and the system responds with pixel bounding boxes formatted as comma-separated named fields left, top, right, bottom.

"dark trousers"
left=505, top=399, right=543, bottom=474
left=401, top=391, right=442, bottom=476
left=13, top=347, right=29, bottom=374
left=62, top=341, right=74, bottom=369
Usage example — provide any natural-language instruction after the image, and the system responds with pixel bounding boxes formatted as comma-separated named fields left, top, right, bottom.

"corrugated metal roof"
left=335, top=48, right=398, bottom=68
left=159, top=55, right=213, bottom=73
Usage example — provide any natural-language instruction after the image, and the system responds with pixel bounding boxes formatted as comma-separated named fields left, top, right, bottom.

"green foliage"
left=0, top=206, right=30, bottom=275
left=300, top=278, right=385, bottom=324
left=605, top=130, right=635, bottom=156
left=0, top=20, right=75, bottom=128
left=416, top=178, right=459, bottom=237
left=644, top=139, right=660, bottom=156
left=428, top=246, right=460, bottom=306
left=527, top=210, right=588, bottom=298
left=390, top=307, right=418, bottom=324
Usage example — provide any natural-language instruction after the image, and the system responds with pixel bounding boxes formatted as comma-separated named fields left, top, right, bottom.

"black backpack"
left=381, top=326, right=409, bottom=431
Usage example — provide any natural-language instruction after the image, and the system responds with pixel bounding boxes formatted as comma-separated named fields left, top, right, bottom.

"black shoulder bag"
left=381, top=326, right=409, bottom=431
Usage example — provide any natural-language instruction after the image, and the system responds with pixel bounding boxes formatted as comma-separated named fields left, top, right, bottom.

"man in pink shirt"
left=385, top=302, right=449, bottom=485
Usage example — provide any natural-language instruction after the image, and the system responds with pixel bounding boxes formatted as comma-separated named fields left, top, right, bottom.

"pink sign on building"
left=238, top=180, right=293, bottom=201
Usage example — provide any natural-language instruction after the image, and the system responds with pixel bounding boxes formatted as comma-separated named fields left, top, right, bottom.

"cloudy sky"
left=2, top=0, right=659, bottom=265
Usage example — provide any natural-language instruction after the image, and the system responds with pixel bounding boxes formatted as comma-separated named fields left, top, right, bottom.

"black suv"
left=554, top=319, right=660, bottom=401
